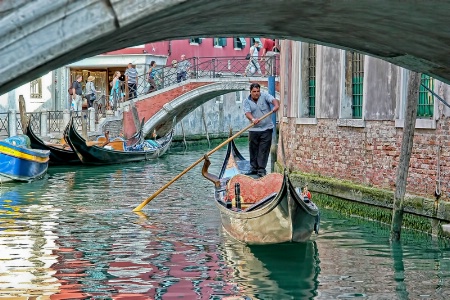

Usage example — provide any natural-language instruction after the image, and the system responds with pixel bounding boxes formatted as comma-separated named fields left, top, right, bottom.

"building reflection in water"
left=0, top=181, right=61, bottom=298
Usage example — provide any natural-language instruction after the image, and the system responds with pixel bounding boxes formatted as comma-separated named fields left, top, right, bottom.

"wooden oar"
left=132, top=110, right=275, bottom=212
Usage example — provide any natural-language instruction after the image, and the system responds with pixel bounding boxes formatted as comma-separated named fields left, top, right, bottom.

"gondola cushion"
left=226, top=173, right=283, bottom=204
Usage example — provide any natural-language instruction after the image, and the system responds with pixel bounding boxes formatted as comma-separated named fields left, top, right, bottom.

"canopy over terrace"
left=1, top=0, right=450, bottom=94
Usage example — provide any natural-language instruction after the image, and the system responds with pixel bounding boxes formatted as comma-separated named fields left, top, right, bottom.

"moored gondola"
left=65, top=117, right=173, bottom=165
left=25, top=121, right=81, bottom=165
left=0, top=135, right=50, bottom=182
left=202, top=139, right=320, bottom=244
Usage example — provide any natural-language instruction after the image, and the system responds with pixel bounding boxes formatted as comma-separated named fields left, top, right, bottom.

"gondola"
left=202, top=139, right=320, bottom=244
left=25, top=121, right=81, bottom=165
left=65, top=117, right=173, bottom=165
left=0, top=135, right=49, bottom=182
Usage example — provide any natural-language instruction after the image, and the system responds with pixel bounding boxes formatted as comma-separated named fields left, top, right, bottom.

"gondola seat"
left=226, top=173, right=283, bottom=205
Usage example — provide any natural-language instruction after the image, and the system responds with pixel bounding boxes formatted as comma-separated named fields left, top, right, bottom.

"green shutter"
left=308, top=44, right=316, bottom=117
left=418, top=74, right=434, bottom=118
left=351, top=52, right=364, bottom=119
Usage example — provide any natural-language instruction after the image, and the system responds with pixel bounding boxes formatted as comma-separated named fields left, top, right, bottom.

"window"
left=308, top=44, right=316, bottom=117
left=251, top=38, right=262, bottom=45
left=213, top=38, right=227, bottom=47
left=417, top=74, right=434, bottom=118
left=351, top=52, right=364, bottom=119
left=189, top=38, right=202, bottom=45
left=233, top=37, right=246, bottom=50
left=30, top=78, right=42, bottom=98
left=235, top=91, right=243, bottom=103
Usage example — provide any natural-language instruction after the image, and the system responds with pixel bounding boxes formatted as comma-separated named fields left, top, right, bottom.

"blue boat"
left=0, top=135, right=50, bottom=182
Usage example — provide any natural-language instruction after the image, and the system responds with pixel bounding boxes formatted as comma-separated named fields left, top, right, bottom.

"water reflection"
left=0, top=142, right=449, bottom=299
left=219, top=239, right=320, bottom=299
left=0, top=179, right=60, bottom=297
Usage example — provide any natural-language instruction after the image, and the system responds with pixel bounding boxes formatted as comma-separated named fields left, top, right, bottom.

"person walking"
left=243, top=83, right=279, bottom=177
left=109, top=71, right=123, bottom=110
left=176, top=54, right=191, bottom=83
left=244, top=40, right=263, bottom=76
left=147, top=61, right=158, bottom=93
left=70, top=75, right=83, bottom=112
left=125, top=63, right=138, bottom=99
left=260, top=38, right=276, bottom=76
left=85, top=75, right=99, bottom=108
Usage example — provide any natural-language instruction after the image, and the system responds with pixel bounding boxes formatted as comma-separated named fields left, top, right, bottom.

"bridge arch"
left=1, top=1, right=449, bottom=95
left=120, top=79, right=278, bottom=137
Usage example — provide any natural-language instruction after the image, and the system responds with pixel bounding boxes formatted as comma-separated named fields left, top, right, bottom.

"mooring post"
left=390, top=71, right=420, bottom=241
left=268, top=75, right=277, bottom=172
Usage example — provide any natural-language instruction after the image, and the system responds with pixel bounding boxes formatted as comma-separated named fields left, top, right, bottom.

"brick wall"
left=282, top=118, right=450, bottom=201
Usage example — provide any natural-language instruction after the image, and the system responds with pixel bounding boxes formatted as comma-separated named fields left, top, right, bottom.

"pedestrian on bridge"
left=244, top=40, right=263, bottom=77
left=243, top=83, right=279, bottom=177
left=125, top=63, right=138, bottom=100
left=147, top=61, right=157, bottom=93
left=176, top=54, right=191, bottom=83
left=260, top=38, right=277, bottom=76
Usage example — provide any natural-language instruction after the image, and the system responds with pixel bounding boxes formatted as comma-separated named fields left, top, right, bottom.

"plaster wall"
left=364, top=57, right=398, bottom=120
left=281, top=40, right=450, bottom=202
left=0, top=71, right=55, bottom=112
left=318, top=47, right=340, bottom=119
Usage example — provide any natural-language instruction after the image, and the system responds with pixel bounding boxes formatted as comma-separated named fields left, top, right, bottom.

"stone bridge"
left=1, top=0, right=450, bottom=96
left=121, top=78, right=279, bottom=138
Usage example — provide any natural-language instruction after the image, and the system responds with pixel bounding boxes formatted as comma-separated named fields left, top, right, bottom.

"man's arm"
left=245, top=112, right=259, bottom=124
left=272, top=98, right=280, bottom=112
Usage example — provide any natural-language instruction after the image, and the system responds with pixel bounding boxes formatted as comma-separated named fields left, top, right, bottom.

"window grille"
left=308, top=44, right=316, bottom=117
left=233, top=37, right=246, bottom=49
left=251, top=38, right=262, bottom=45
left=417, top=74, right=434, bottom=118
left=351, top=52, right=364, bottom=119
left=189, top=38, right=202, bottom=44
left=30, top=78, right=42, bottom=98
left=213, top=38, right=227, bottom=47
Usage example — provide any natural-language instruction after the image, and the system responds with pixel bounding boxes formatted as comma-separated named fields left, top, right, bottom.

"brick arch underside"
left=2, top=0, right=450, bottom=95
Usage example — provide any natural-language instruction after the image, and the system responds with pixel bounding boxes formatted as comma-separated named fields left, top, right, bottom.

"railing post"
left=161, top=68, right=166, bottom=89
left=40, top=110, right=48, bottom=137
left=63, top=109, right=70, bottom=130
left=194, top=57, right=198, bottom=79
left=81, top=112, right=88, bottom=139
left=212, top=58, right=216, bottom=78
left=88, top=107, right=95, bottom=132
left=8, top=109, right=16, bottom=137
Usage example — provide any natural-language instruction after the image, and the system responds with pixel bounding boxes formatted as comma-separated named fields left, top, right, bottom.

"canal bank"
left=281, top=165, right=450, bottom=238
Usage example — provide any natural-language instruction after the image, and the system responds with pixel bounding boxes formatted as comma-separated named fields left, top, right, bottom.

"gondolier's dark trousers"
left=248, top=128, right=273, bottom=175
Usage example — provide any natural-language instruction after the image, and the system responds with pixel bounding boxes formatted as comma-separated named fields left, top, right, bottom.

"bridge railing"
left=120, top=55, right=279, bottom=101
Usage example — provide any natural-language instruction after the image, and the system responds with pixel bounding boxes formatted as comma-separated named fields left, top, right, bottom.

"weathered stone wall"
left=281, top=116, right=450, bottom=201
left=3, top=0, right=450, bottom=97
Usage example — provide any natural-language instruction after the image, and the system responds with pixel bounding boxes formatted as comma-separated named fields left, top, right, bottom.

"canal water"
left=0, top=139, right=449, bottom=299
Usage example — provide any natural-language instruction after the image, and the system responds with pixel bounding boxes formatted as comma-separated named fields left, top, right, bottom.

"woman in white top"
left=244, top=40, right=263, bottom=76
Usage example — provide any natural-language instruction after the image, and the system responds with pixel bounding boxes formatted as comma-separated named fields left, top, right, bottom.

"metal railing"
left=115, top=55, right=280, bottom=102
left=0, top=110, right=92, bottom=139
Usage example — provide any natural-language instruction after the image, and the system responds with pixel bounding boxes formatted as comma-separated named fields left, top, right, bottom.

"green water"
left=0, top=140, right=449, bottom=299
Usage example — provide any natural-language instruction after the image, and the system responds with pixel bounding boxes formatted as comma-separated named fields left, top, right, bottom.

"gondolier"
left=243, top=83, right=280, bottom=177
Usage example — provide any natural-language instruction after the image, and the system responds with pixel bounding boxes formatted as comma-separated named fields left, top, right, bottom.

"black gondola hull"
left=65, top=118, right=173, bottom=165
left=26, top=122, right=81, bottom=165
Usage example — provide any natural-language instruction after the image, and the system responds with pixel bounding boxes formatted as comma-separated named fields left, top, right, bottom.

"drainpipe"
left=268, top=75, right=277, bottom=172
left=168, top=41, right=172, bottom=56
